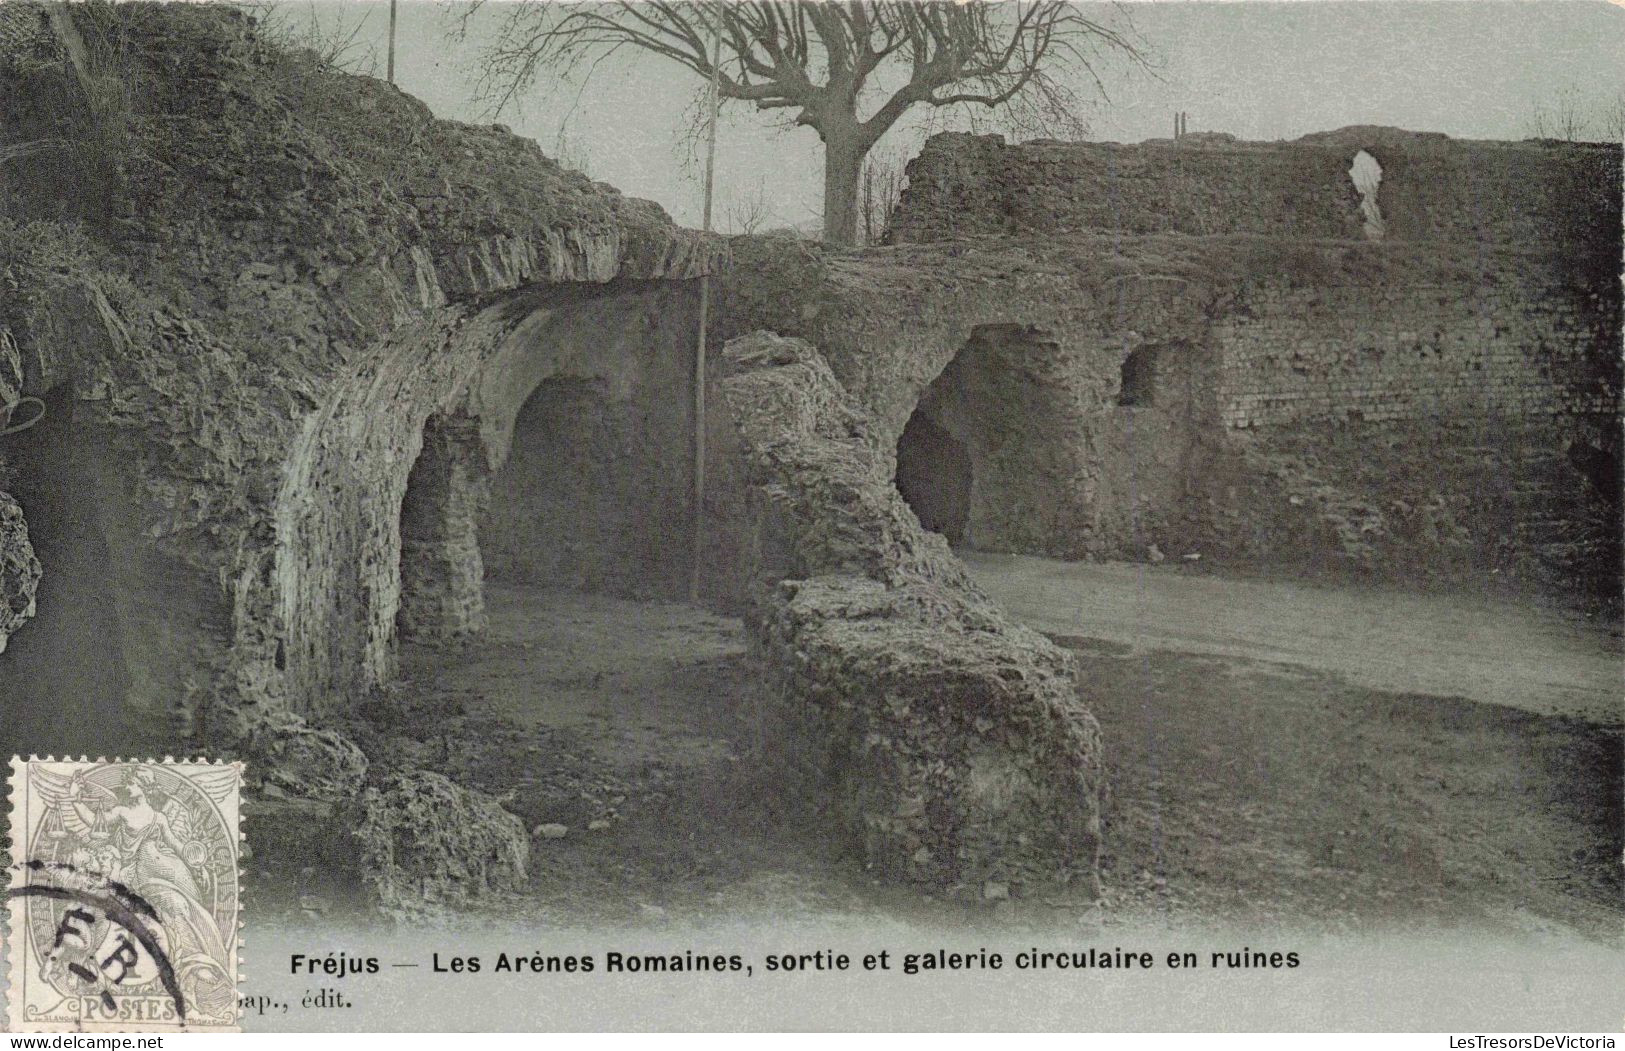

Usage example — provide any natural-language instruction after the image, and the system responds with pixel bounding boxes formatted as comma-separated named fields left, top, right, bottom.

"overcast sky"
left=273, top=1, right=1625, bottom=232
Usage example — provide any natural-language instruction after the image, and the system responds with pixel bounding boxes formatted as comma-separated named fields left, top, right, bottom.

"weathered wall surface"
left=903, top=324, right=1100, bottom=558
left=864, top=129, right=1621, bottom=579
left=715, top=234, right=1225, bottom=559
left=1094, top=338, right=1223, bottom=554
left=720, top=332, right=1101, bottom=894
left=886, top=130, right=1620, bottom=436
left=0, top=493, right=41, bottom=656
left=1213, top=277, right=1616, bottom=428
left=888, top=129, right=1622, bottom=262
left=397, top=412, right=490, bottom=641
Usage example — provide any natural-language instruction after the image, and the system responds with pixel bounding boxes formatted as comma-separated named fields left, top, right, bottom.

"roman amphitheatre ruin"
left=0, top=3, right=1619, bottom=931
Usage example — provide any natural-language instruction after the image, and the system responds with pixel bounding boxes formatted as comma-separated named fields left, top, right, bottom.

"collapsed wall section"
left=720, top=331, right=1102, bottom=895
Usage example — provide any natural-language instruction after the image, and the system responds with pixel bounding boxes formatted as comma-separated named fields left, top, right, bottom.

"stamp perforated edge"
left=4, top=755, right=245, bottom=1033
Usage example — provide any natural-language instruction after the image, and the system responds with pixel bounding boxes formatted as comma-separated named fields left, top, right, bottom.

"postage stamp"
left=5, top=757, right=243, bottom=1032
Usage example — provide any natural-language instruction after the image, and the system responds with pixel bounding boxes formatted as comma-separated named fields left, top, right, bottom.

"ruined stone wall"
left=715, top=235, right=1225, bottom=559
left=719, top=331, right=1101, bottom=895
left=0, top=4, right=711, bottom=761
left=1094, top=339, right=1223, bottom=553
left=888, top=129, right=1622, bottom=261
left=878, top=130, right=1621, bottom=572
left=716, top=230, right=1618, bottom=572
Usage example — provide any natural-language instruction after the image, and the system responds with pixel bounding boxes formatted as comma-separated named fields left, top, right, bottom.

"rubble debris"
left=0, top=491, right=40, bottom=653
left=721, top=332, right=1102, bottom=896
left=350, top=770, right=529, bottom=914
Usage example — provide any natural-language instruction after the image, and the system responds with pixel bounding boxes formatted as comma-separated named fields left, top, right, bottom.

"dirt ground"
left=964, top=552, right=1624, bottom=723
left=349, top=576, right=1621, bottom=940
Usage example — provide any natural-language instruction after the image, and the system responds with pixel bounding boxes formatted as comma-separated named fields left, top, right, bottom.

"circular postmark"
left=10, top=861, right=188, bottom=1023
left=12, top=762, right=241, bottom=1026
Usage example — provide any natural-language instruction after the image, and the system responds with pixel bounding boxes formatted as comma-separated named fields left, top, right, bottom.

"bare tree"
left=459, top=1, right=1144, bottom=246
left=1601, top=96, right=1625, bottom=144
left=859, top=143, right=909, bottom=244
left=727, top=179, right=775, bottom=234
left=1526, top=88, right=1625, bottom=144
left=240, top=1, right=379, bottom=75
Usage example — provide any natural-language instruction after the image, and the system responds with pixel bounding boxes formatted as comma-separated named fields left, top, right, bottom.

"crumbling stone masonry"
left=397, top=412, right=490, bottom=641
left=0, top=492, right=41, bottom=654
left=866, top=130, right=1621, bottom=564
left=720, top=332, right=1100, bottom=892
left=1211, top=276, right=1616, bottom=428
left=348, top=771, right=530, bottom=914
left=889, top=128, right=1620, bottom=253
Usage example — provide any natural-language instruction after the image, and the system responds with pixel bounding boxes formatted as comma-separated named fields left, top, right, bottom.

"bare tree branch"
left=457, top=1, right=1148, bottom=243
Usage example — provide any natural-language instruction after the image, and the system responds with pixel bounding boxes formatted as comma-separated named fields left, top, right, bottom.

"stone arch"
left=269, top=280, right=719, bottom=717
left=471, top=284, right=707, bottom=600
left=396, top=411, right=489, bottom=641
left=892, top=323, right=1096, bottom=556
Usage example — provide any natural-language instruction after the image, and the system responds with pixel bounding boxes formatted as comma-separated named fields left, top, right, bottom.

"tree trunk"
left=822, top=132, right=865, bottom=247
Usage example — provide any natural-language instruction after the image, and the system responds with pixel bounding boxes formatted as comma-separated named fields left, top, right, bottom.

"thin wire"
left=690, top=1, right=722, bottom=605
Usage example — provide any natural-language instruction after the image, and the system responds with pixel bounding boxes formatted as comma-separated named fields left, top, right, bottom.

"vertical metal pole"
left=387, top=0, right=397, bottom=85
left=691, top=2, right=723, bottom=604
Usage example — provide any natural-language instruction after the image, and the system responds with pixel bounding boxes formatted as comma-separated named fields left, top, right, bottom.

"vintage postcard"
left=0, top=0, right=1619, bottom=1036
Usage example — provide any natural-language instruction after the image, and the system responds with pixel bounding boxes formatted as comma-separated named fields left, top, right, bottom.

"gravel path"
left=964, top=552, right=1623, bottom=724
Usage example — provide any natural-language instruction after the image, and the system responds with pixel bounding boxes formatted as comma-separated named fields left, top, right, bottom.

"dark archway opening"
left=0, top=385, right=131, bottom=757
left=1118, top=345, right=1159, bottom=407
left=895, top=408, right=972, bottom=545
left=891, top=323, right=1093, bottom=558
left=396, top=412, right=489, bottom=642
left=481, top=376, right=690, bottom=598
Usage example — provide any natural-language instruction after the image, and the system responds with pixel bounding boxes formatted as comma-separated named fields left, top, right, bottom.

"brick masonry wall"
left=885, top=128, right=1621, bottom=440
left=1213, top=279, right=1619, bottom=429
left=888, top=128, right=1622, bottom=265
